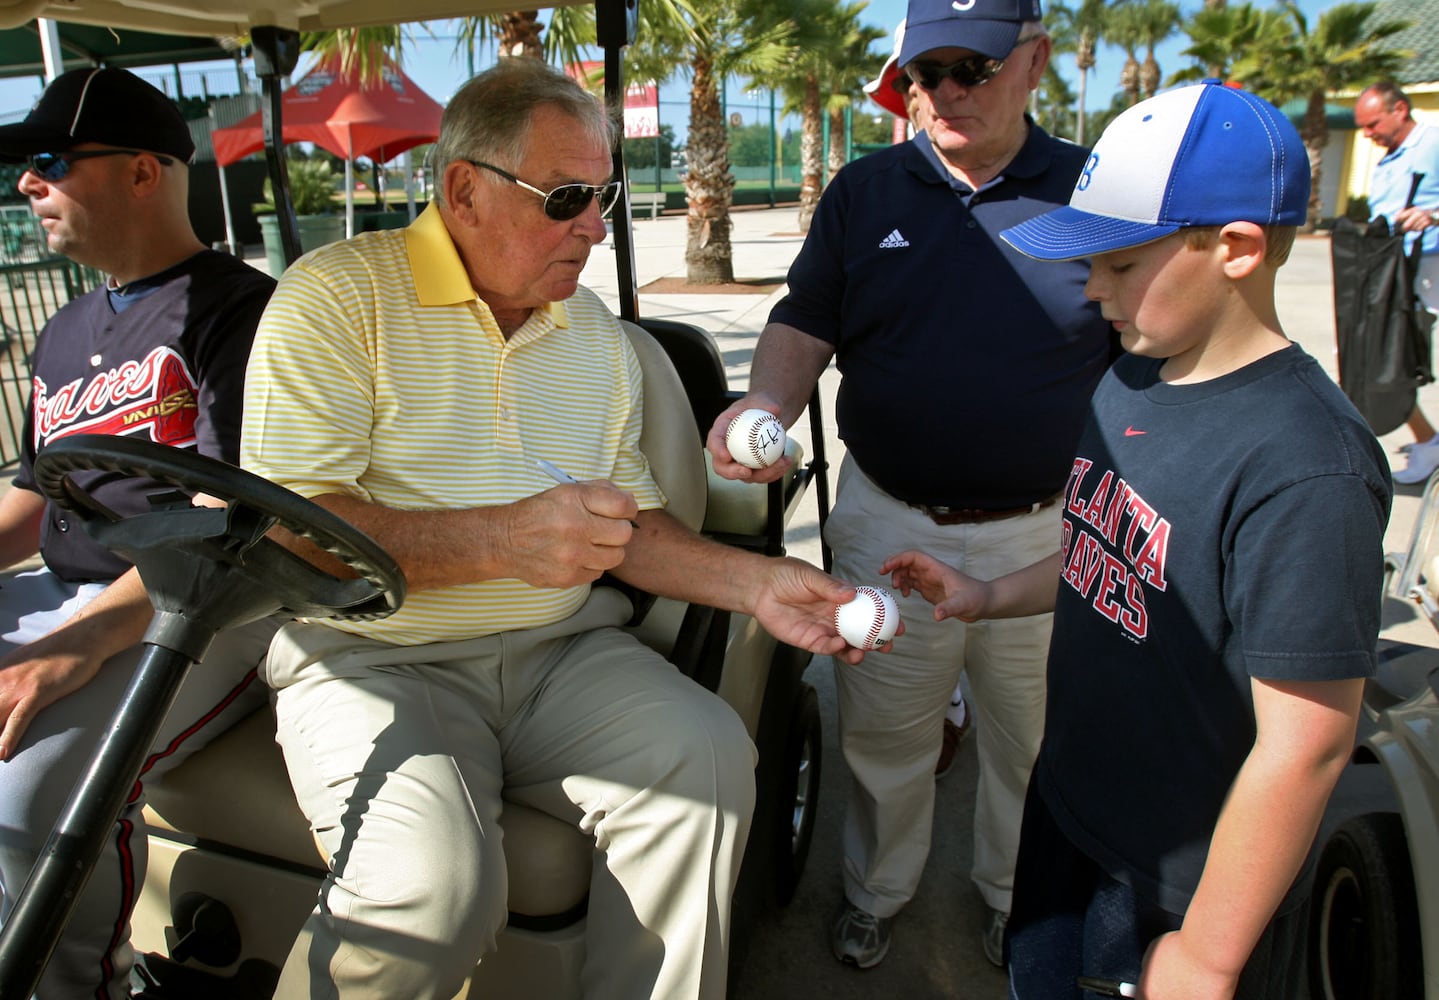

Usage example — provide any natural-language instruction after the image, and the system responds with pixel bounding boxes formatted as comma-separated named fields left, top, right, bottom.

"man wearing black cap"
left=0, top=67, right=277, bottom=998
left=708, top=0, right=1113, bottom=972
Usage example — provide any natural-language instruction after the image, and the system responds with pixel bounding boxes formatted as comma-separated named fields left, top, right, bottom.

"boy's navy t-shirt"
left=1037, top=343, right=1391, bottom=915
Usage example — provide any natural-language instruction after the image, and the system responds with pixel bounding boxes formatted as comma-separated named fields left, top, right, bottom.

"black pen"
left=536, top=460, right=640, bottom=529
left=1077, top=977, right=1138, bottom=998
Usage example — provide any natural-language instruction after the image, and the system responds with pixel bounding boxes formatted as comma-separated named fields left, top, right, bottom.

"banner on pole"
left=566, top=61, right=659, bottom=139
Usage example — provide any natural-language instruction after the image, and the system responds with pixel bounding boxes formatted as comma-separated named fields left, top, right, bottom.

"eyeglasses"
left=467, top=160, right=622, bottom=222
left=25, top=149, right=175, bottom=183
left=904, top=35, right=1043, bottom=92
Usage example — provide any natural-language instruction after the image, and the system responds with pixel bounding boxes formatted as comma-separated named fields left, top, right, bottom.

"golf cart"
left=1306, top=473, right=1439, bottom=1000
left=0, top=1, right=833, bottom=996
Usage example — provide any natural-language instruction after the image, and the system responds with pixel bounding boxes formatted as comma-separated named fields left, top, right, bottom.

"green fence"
left=0, top=257, right=104, bottom=468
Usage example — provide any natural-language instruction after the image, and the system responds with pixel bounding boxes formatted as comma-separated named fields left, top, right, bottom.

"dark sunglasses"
left=468, top=160, right=622, bottom=222
left=904, top=35, right=1042, bottom=91
left=25, top=148, right=175, bottom=182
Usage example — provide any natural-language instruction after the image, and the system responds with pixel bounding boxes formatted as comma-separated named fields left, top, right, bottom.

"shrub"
left=256, top=158, right=337, bottom=216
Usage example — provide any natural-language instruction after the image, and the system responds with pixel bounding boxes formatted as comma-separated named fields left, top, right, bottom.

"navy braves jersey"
left=13, top=250, right=275, bottom=581
left=1037, top=343, right=1391, bottom=914
left=769, top=123, right=1114, bottom=508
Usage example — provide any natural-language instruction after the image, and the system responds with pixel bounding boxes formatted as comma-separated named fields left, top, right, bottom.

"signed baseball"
left=835, top=586, right=900, bottom=650
left=725, top=408, right=786, bottom=470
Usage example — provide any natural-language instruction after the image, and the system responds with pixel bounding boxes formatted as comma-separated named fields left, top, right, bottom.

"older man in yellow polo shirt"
left=242, top=58, right=867, bottom=1000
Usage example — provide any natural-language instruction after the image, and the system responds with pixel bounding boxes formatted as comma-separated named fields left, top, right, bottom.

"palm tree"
left=453, top=9, right=592, bottom=72
left=499, top=11, right=544, bottom=59
left=1041, top=2, right=1080, bottom=136
left=300, top=26, right=407, bottom=83
left=1105, top=2, right=1146, bottom=107
left=768, top=1, right=882, bottom=232
left=821, top=12, right=887, bottom=188
left=1135, top=0, right=1182, bottom=99
left=1172, top=2, right=1292, bottom=85
left=1236, top=1, right=1409, bottom=230
left=629, top=0, right=809, bottom=284
left=1063, top=0, right=1109, bottom=144
left=1036, top=58, right=1079, bottom=138
left=1201, top=0, right=1226, bottom=77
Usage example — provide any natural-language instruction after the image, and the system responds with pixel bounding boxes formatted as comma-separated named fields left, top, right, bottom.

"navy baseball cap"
left=0, top=67, right=195, bottom=165
left=1000, top=81, right=1309, bottom=262
left=900, top=0, right=1044, bottom=64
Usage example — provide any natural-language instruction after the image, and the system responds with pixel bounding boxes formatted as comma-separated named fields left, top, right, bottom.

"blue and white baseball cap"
left=1000, top=81, right=1309, bottom=262
left=900, top=0, right=1044, bottom=64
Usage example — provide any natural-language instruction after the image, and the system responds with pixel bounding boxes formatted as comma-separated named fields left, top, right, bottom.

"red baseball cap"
left=863, top=20, right=910, bottom=119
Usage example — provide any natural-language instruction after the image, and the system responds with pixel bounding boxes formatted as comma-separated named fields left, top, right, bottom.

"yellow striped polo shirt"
left=242, top=203, right=664, bottom=644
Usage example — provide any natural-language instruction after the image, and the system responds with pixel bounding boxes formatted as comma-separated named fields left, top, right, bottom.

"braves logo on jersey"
left=32, top=345, right=200, bottom=449
left=1058, top=455, right=1172, bottom=642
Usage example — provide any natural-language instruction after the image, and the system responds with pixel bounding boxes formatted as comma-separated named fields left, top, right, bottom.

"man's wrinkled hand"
left=504, top=481, right=638, bottom=589
left=749, top=557, right=903, bottom=665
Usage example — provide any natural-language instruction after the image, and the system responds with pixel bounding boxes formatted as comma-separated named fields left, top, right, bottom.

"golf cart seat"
left=132, top=317, right=820, bottom=998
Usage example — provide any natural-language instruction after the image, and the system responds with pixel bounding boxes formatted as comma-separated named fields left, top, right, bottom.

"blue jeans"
left=1007, top=779, right=1307, bottom=1000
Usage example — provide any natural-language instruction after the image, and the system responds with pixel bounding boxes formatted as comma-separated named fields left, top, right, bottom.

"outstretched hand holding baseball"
left=748, top=558, right=898, bottom=665
left=706, top=396, right=793, bottom=484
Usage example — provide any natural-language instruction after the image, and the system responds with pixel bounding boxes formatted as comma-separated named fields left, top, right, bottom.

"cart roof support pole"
left=597, top=0, right=640, bottom=323
left=252, top=27, right=303, bottom=270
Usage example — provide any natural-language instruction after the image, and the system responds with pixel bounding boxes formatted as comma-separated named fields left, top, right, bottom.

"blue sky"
left=0, top=0, right=1349, bottom=127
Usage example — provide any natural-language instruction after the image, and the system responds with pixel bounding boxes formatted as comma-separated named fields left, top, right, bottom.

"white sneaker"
left=1394, top=436, right=1439, bottom=484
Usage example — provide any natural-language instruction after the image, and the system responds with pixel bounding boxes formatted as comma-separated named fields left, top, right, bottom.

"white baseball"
left=725, top=408, right=787, bottom=470
left=835, top=585, right=900, bottom=650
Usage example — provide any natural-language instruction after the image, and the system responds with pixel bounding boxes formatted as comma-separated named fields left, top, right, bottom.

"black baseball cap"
left=0, top=67, right=195, bottom=165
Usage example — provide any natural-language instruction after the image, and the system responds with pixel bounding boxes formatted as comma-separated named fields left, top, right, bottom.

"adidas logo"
left=878, top=229, right=910, bottom=249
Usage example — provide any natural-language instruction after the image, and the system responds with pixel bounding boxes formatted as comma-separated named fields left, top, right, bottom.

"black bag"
left=1332, top=173, right=1436, bottom=436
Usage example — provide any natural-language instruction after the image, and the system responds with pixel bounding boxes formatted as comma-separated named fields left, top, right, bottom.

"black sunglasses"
left=905, top=35, right=1042, bottom=92
left=26, top=148, right=175, bottom=183
left=468, top=160, right=621, bottom=222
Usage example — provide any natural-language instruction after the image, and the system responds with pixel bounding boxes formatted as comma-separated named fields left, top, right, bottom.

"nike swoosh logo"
left=1124, top=427, right=1147, bottom=437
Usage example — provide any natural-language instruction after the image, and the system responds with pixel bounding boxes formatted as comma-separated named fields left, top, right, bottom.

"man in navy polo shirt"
left=707, top=0, right=1112, bottom=971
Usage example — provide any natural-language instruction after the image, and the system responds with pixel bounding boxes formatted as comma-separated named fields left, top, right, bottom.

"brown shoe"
left=935, top=714, right=971, bottom=779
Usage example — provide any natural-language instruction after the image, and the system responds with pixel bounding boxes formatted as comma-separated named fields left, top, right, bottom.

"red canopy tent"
left=211, top=55, right=445, bottom=236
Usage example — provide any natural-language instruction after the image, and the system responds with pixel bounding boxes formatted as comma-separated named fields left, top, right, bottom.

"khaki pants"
left=264, top=589, right=756, bottom=1000
left=825, top=457, right=1058, bottom=917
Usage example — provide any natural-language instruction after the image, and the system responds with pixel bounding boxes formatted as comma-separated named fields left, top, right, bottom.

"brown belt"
left=907, top=491, right=1062, bottom=526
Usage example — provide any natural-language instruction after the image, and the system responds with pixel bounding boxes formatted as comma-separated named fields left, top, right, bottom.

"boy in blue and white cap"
left=881, top=80, right=1392, bottom=997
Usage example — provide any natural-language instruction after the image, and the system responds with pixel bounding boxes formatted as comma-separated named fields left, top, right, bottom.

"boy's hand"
left=1138, top=930, right=1240, bottom=1000
left=880, top=550, right=991, bottom=622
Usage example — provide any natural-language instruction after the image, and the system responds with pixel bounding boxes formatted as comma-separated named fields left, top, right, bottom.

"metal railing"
left=0, top=257, right=104, bottom=468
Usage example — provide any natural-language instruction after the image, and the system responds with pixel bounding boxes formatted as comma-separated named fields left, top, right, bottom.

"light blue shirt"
left=1370, top=119, right=1439, bottom=257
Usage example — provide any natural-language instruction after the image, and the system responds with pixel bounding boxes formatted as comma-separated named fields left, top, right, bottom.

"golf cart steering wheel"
left=33, top=434, right=405, bottom=624
left=0, top=435, right=403, bottom=999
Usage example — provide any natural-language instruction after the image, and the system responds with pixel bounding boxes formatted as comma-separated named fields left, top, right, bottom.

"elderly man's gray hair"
left=432, top=58, right=615, bottom=206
